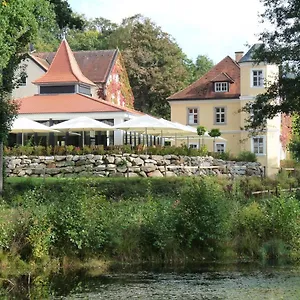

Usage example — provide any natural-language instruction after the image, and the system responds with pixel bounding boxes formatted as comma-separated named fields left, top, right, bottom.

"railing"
left=251, top=186, right=300, bottom=197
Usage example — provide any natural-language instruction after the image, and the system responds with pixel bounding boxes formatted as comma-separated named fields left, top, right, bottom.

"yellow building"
left=168, top=44, right=283, bottom=176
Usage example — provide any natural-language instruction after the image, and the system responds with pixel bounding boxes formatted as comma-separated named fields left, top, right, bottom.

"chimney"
left=235, top=51, right=244, bottom=62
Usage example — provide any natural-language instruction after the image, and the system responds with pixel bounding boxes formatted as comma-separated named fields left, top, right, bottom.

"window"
left=18, top=74, right=27, bottom=87
left=252, top=70, right=264, bottom=87
left=78, top=84, right=91, bottom=95
left=215, top=143, right=225, bottom=153
left=252, top=136, right=265, bottom=155
left=40, top=85, right=75, bottom=94
left=187, top=108, right=198, bottom=125
left=189, top=143, right=198, bottom=149
left=214, top=82, right=228, bottom=92
left=215, top=107, right=226, bottom=124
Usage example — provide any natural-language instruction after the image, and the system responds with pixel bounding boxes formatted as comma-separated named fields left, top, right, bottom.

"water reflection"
left=2, top=263, right=300, bottom=299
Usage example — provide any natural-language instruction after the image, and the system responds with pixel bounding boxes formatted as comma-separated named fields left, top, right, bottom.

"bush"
left=236, top=151, right=257, bottom=162
left=175, top=178, right=232, bottom=257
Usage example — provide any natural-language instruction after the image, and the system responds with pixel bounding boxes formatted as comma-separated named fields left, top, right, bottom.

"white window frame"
left=251, top=136, right=266, bottom=155
left=215, top=142, right=226, bottom=153
left=214, top=107, right=226, bottom=125
left=251, top=69, right=264, bottom=87
left=187, top=108, right=198, bottom=125
left=214, top=82, right=228, bottom=92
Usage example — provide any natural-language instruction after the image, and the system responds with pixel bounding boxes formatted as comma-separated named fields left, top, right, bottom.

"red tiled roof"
left=17, top=93, right=143, bottom=114
left=28, top=54, right=48, bottom=71
left=32, top=49, right=118, bottom=84
left=168, top=56, right=240, bottom=100
left=211, top=72, right=234, bottom=83
left=33, top=40, right=95, bottom=86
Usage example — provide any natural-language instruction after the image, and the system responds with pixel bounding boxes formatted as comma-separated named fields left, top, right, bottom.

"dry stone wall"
left=5, top=154, right=263, bottom=178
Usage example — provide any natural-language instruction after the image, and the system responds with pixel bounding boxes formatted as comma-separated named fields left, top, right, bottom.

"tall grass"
left=0, top=176, right=300, bottom=271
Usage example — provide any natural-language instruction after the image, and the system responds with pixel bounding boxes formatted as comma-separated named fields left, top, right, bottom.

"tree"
left=193, top=55, right=214, bottom=81
left=242, top=0, right=300, bottom=131
left=0, top=0, right=55, bottom=194
left=208, top=129, right=221, bottom=152
left=197, top=125, right=206, bottom=148
left=49, top=0, right=84, bottom=30
left=105, top=15, right=192, bottom=118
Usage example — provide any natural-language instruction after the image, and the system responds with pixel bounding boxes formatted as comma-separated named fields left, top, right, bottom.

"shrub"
left=232, top=201, right=267, bottom=258
left=236, top=151, right=257, bottom=162
left=175, top=177, right=232, bottom=257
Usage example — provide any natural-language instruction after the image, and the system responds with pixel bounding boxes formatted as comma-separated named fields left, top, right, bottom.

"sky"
left=68, top=0, right=265, bottom=63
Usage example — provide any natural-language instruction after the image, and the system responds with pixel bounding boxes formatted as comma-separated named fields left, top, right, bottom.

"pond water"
left=3, top=263, right=300, bottom=299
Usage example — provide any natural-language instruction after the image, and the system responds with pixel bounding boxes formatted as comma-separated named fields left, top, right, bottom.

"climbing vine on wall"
left=103, top=53, right=134, bottom=108
left=280, top=114, right=292, bottom=150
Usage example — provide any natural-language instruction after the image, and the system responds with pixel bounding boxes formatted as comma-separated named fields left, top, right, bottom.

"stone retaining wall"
left=5, top=154, right=263, bottom=178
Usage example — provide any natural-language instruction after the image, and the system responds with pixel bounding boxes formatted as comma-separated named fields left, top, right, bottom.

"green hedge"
left=4, top=177, right=195, bottom=202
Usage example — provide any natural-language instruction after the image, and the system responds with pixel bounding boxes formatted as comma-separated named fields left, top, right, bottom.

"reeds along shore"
left=1, top=175, right=300, bottom=273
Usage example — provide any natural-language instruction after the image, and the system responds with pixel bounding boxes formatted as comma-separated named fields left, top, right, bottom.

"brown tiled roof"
left=33, top=40, right=95, bottom=86
left=168, top=56, right=240, bottom=100
left=17, top=93, right=143, bottom=115
left=28, top=54, right=48, bottom=71
left=211, top=72, right=234, bottom=83
left=33, top=49, right=118, bottom=84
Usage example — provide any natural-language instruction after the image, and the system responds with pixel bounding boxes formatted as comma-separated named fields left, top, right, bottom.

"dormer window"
left=78, top=84, right=91, bottom=96
left=214, top=82, right=228, bottom=92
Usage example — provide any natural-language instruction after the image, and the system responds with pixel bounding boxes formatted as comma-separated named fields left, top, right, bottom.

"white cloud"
left=68, top=0, right=264, bottom=62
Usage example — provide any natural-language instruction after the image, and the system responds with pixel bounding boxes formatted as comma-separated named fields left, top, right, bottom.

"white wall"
left=12, top=58, right=45, bottom=99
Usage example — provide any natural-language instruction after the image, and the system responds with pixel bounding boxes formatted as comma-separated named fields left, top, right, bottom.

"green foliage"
left=196, top=125, right=206, bottom=137
left=1, top=176, right=300, bottom=266
left=110, top=15, right=191, bottom=118
left=4, top=144, right=209, bottom=157
left=193, top=55, right=214, bottom=80
left=233, top=194, right=300, bottom=261
left=208, top=128, right=221, bottom=138
left=49, top=0, right=84, bottom=30
left=288, top=136, right=300, bottom=161
left=236, top=151, right=257, bottom=162
left=242, top=0, right=300, bottom=130
left=175, top=178, right=232, bottom=255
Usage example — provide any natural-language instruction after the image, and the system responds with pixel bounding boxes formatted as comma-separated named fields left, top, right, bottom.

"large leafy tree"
left=193, top=55, right=214, bottom=81
left=0, top=0, right=56, bottom=193
left=49, top=0, right=84, bottom=30
left=243, top=0, right=300, bottom=131
left=105, top=15, right=192, bottom=118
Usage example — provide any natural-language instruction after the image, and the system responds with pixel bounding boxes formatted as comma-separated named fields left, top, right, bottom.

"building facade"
left=168, top=45, right=283, bottom=176
left=13, top=39, right=141, bottom=146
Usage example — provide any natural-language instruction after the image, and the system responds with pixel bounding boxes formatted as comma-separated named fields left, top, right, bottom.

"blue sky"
left=68, top=0, right=265, bottom=63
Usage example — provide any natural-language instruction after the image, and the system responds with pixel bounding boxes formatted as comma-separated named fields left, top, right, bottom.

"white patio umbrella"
left=10, top=117, right=59, bottom=145
left=113, top=115, right=187, bottom=146
left=158, top=119, right=227, bottom=147
left=50, top=116, right=113, bottom=146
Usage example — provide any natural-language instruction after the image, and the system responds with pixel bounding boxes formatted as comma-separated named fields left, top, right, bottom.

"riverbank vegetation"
left=1, top=175, right=300, bottom=276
